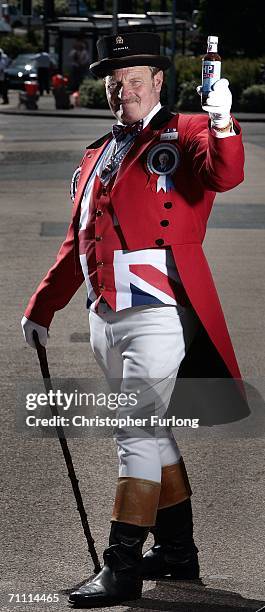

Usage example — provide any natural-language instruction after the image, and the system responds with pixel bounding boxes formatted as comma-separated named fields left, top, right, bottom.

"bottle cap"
left=207, top=36, right=218, bottom=44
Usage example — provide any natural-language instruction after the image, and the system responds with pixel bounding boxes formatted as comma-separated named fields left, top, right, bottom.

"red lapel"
left=72, top=138, right=111, bottom=219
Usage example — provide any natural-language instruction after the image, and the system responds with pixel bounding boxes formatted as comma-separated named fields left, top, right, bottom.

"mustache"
left=119, top=97, right=140, bottom=104
left=112, top=95, right=140, bottom=113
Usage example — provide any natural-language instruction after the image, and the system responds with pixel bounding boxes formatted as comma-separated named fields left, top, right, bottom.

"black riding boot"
left=69, top=521, right=149, bottom=607
left=140, top=498, right=199, bottom=579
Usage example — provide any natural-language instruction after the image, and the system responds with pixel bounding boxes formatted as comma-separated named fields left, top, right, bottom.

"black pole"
left=113, top=0, right=118, bottom=35
left=33, top=331, right=101, bottom=575
left=182, top=23, right=186, bottom=56
left=43, top=0, right=55, bottom=51
left=168, top=0, right=177, bottom=109
left=144, top=0, right=151, bottom=12
left=44, top=25, right=49, bottom=53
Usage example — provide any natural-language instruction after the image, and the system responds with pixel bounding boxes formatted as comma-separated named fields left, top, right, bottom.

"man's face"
left=105, top=66, right=163, bottom=124
left=159, top=152, right=169, bottom=168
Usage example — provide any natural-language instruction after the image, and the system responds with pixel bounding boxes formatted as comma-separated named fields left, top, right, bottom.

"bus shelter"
left=45, top=12, right=187, bottom=75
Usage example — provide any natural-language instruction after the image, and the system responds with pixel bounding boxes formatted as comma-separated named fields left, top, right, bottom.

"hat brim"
left=89, top=54, right=171, bottom=78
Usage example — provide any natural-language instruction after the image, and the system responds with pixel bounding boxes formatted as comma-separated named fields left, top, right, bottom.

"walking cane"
left=33, top=330, right=101, bottom=574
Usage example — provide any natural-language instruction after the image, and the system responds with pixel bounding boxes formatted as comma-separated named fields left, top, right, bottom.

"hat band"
left=102, top=47, right=157, bottom=60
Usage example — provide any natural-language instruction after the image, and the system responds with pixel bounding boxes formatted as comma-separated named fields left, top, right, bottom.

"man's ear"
left=154, top=70, right=164, bottom=93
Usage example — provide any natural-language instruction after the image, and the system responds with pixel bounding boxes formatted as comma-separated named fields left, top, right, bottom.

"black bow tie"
left=112, top=119, right=144, bottom=142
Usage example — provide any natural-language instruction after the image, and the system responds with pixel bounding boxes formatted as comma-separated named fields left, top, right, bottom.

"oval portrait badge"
left=147, top=143, right=180, bottom=176
left=70, top=166, right=81, bottom=202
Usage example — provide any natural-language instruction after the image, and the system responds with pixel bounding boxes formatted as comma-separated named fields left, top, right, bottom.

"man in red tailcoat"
left=21, top=32, right=249, bottom=607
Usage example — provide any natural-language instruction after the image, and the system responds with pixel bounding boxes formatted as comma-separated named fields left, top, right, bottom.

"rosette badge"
left=146, top=143, right=180, bottom=193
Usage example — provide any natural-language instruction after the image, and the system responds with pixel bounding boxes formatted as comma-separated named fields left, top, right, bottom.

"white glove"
left=197, top=78, right=232, bottom=129
left=21, top=316, right=48, bottom=349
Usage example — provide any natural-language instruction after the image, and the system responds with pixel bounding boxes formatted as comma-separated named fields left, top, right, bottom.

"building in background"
left=45, top=12, right=187, bottom=76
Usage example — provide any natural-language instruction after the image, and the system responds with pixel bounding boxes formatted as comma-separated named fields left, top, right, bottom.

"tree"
left=198, top=0, right=265, bottom=58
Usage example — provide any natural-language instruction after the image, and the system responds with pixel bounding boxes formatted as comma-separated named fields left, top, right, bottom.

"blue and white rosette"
left=146, top=143, right=180, bottom=193
left=156, top=174, right=176, bottom=193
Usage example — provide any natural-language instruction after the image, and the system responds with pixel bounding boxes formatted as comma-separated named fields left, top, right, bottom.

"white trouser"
left=88, top=303, right=199, bottom=483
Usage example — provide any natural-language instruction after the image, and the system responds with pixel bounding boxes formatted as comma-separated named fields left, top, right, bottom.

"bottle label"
left=207, top=43, right=218, bottom=53
left=202, top=60, right=221, bottom=94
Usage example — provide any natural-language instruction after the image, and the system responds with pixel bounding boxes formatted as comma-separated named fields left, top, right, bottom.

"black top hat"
left=90, top=32, right=171, bottom=78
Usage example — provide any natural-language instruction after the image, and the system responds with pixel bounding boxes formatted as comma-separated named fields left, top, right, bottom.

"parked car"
left=5, top=53, right=58, bottom=89
left=5, top=54, right=38, bottom=89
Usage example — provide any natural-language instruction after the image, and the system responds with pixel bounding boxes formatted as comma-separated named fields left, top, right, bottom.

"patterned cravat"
left=100, top=119, right=144, bottom=185
left=112, top=119, right=144, bottom=142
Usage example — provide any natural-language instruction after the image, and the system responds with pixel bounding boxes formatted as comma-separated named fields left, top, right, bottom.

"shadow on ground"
left=63, top=577, right=265, bottom=611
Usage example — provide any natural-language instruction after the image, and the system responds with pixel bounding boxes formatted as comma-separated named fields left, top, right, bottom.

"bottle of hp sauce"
left=201, top=35, right=221, bottom=105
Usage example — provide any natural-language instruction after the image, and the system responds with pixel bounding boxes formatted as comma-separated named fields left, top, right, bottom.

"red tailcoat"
left=25, top=108, right=248, bottom=421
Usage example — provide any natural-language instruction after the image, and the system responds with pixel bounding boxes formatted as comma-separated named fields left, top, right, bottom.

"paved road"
left=0, top=115, right=264, bottom=612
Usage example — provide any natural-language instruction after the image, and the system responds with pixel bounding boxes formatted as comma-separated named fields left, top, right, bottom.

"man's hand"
left=197, top=78, right=232, bottom=129
left=21, top=316, right=48, bottom=349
